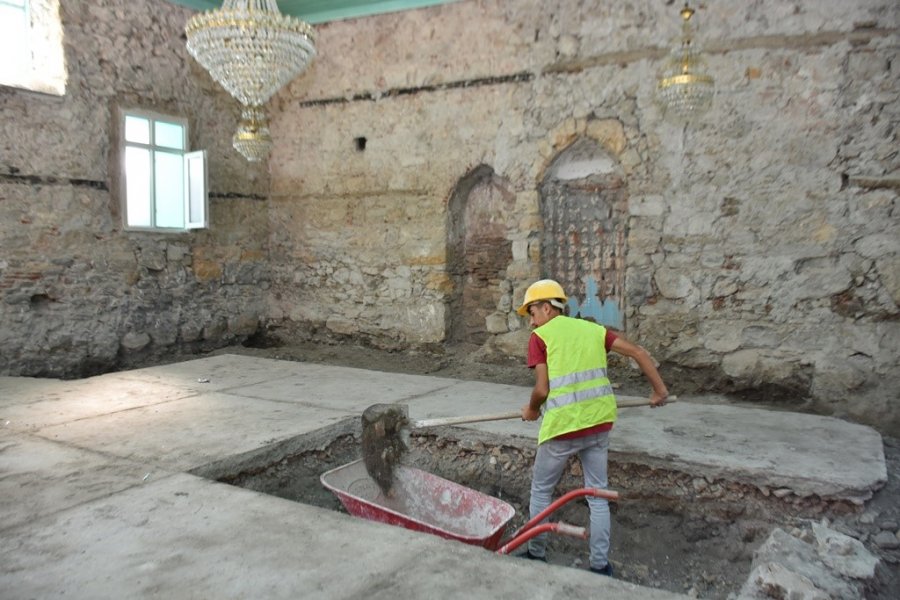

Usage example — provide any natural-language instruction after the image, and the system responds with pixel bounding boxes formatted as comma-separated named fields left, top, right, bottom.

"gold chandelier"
left=655, top=3, right=715, bottom=123
left=185, top=1, right=317, bottom=161
left=232, top=106, right=273, bottom=163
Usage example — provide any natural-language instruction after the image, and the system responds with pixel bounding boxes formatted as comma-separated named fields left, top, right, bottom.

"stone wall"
left=0, top=0, right=268, bottom=377
left=267, top=0, right=899, bottom=433
left=0, top=0, right=896, bottom=434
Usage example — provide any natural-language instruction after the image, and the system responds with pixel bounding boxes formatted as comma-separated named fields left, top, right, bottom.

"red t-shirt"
left=528, top=328, right=618, bottom=440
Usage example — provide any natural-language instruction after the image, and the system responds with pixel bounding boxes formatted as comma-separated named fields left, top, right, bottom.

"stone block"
left=485, top=312, right=509, bottom=334
left=180, top=322, right=203, bottom=343
left=875, top=256, right=900, bottom=306
left=625, top=269, right=653, bottom=306
left=228, top=313, right=259, bottom=336
left=628, top=195, right=665, bottom=217
left=702, top=323, right=744, bottom=353
left=627, top=223, right=662, bottom=250
left=240, top=248, right=266, bottom=262
left=721, top=349, right=760, bottom=378
left=854, top=234, right=900, bottom=259
left=486, top=328, right=530, bottom=358
left=505, top=261, right=535, bottom=281
left=193, top=259, right=222, bottom=283
left=203, top=318, right=228, bottom=341
left=511, top=239, right=529, bottom=261
left=654, top=267, right=694, bottom=299
left=740, top=528, right=862, bottom=600
left=424, top=272, right=453, bottom=294
left=585, top=119, right=626, bottom=156
left=515, top=190, right=539, bottom=213
left=712, top=277, right=739, bottom=297
left=121, top=331, right=150, bottom=352
left=812, top=522, right=879, bottom=580
left=326, top=317, right=357, bottom=336
left=789, top=257, right=853, bottom=301
left=166, top=244, right=188, bottom=262
left=721, top=348, right=798, bottom=384
left=149, top=323, right=178, bottom=347
left=137, top=247, right=166, bottom=271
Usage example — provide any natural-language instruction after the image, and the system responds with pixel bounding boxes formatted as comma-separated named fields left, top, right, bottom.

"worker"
left=515, top=279, right=669, bottom=576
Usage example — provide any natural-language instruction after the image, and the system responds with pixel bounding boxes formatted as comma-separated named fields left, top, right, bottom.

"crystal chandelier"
left=185, top=0, right=317, bottom=161
left=232, top=107, right=273, bottom=162
left=655, top=3, right=715, bottom=124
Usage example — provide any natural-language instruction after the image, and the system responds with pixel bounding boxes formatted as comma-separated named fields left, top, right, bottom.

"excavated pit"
left=192, top=418, right=864, bottom=599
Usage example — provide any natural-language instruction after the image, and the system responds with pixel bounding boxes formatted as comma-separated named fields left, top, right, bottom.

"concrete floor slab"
left=0, top=472, right=685, bottom=600
left=0, top=431, right=156, bottom=533
left=35, top=392, right=351, bottom=471
left=0, top=375, right=72, bottom=407
left=0, top=355, right=888, bottom=599
left=1, top=376, right=198, bottom=430
left=225, top=362, right=459, bottom=409
left=113, top=354, right=307, bottom=393
left=613, top=402, right=887, bottom=503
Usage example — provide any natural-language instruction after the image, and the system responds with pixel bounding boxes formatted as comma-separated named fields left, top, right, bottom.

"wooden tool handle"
left=412, top=411, right=521, bottom=428
left=412, top=397, right=677, bottom=428
left=617, top=395, right=678, bottom=408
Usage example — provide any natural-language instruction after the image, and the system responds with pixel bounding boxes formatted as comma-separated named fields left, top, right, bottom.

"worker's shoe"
left=516, top=549, right=547, bottom=562
left=589, top=563, right=614, bottom=577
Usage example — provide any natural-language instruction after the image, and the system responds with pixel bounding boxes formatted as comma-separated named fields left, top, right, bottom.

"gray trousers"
left=527, top=430, right=611, bottom=569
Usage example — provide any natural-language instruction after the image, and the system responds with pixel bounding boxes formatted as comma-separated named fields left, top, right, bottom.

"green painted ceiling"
left=168, top=0, right=459, bottom=24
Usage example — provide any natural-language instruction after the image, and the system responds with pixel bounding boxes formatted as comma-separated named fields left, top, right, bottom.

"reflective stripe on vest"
left=545, top=379, right=616, bottom=411
left=534, top=315, right=616, bottom=444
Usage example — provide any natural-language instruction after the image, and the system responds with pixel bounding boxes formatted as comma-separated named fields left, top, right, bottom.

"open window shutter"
left=184, top=150, right=208, bottom=229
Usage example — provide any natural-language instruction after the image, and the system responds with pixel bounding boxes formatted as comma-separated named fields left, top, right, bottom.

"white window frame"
left=119, top=108, right=209, bottom=232
left=0, top=0, right=66, bottom=96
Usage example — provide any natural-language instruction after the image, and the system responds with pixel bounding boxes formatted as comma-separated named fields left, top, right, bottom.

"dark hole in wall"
left=355, top=137, right=367, bottom=151
left=30, top=294, right=52, bottom=310
left=243, top=329, right=284, bottom=349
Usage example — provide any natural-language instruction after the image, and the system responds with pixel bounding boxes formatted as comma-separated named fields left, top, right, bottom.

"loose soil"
left=192, top=340, right=899, bottom=599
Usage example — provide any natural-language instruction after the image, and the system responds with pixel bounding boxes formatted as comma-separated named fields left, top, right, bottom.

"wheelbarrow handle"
left=495, top=521, right=587, bottom=555
left=509, top=487, right=620, bottom=544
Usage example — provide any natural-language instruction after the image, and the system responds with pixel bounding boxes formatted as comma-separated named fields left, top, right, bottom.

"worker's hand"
left=521, top=405, right=541, bottom=421
left=649, top=390, right=669, bottom=408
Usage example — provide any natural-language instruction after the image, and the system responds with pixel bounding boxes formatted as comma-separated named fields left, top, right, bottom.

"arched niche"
left=539, top=138, right=628, bottom=329
left=446, top=165, right=516, bottom=343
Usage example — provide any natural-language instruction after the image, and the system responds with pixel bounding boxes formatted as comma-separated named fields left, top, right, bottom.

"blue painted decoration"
left=566, top=276, right=622, bottom=329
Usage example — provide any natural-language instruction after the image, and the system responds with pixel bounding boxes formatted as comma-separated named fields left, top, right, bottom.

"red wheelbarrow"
left=320, top=459, right=618, bottom=554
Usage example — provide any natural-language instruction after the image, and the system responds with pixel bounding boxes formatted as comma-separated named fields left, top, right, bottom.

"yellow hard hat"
left=516, top=279, right=567, bottom=316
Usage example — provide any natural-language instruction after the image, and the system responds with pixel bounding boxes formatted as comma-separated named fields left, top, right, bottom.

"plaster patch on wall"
left=551, top=157, right=618, bottom=180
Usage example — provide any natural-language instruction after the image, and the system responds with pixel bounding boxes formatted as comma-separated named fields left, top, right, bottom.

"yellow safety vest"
left=533, top=316, right=617, bottom=444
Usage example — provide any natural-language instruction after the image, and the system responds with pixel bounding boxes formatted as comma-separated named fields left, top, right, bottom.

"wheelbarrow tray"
left=320, top=459, right=515, bottom=549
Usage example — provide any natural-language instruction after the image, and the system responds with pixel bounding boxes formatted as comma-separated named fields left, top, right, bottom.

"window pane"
left=125, top=115, right=150, bottom=144
left=186, top=151, right=206, bottom=226
left=154, top=151, right=184, bottom=228
left=125, top=146, right=151, bottom=227
left=0, top=4, right=29, bottom=80
left=155, top=120, right=185, bottom=150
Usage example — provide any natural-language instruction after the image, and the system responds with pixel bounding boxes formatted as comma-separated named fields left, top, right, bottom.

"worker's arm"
left=522, top=363, right=549, bottom=421
left=610, top=337, right=669, bottom=407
